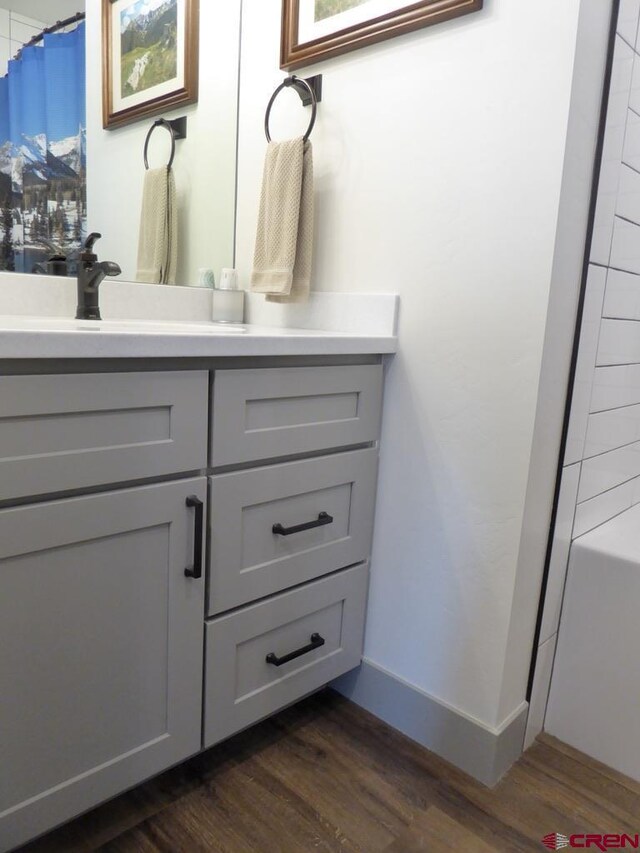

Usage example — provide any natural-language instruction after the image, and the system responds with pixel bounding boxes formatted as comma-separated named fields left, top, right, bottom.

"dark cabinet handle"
left=272, top=512, right=333, bottom=537
left=184, top=495, right=204, bottom=579
left=266, top=633, right=326, bottom=667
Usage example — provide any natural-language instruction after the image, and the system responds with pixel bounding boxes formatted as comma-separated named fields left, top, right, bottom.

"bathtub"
left=546, top=502, right=640, bottom=780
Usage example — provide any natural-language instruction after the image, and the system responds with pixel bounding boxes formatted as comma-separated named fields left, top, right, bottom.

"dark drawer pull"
left=184, top=495, right=204, bottom=579
left=266, top=633, right=326, bottom=667
left=272, top=512, right=333, bottom=537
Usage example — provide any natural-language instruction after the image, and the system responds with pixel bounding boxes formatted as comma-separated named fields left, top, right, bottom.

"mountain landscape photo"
left=120, top=0, right=178, bottom=97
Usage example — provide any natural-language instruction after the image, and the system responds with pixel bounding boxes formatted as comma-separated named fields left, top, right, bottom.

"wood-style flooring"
left=18, top=689, right=640, bottom=852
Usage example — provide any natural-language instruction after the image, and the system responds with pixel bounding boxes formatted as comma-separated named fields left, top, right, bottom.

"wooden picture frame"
left=103, top=0, right=199, bottom=130
left=281, top=0, right=483, bottom=70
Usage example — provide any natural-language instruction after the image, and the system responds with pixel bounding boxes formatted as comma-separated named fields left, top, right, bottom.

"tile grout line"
left=590, top=397, right=640, bottom=415
left=574, top=490, right=640, bottom=538
left=577, top=470, right=640, bottom=506
left=613, top=212, right=640, bottom=227
left=581, top=433, right=640, bottom=462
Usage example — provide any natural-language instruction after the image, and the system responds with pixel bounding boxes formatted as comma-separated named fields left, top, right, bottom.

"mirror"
left=0, top=0, right=241, bottom=288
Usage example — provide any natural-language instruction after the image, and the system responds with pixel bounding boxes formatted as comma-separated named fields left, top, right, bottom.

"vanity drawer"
left=203, top=562, right=368, bottom=748
left=210, top=364, right=383, bottom=466
left=0, top=371, right=208, bottom=501
left=207, top=447, right=378, bottom=615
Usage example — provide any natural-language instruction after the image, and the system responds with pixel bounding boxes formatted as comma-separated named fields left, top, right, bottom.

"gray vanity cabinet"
left=0, top=478, right=207, bottom=852
left=0, top=361, right=383, bottom=851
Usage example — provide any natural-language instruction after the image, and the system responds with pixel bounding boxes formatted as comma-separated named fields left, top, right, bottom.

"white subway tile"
left=610, top=217, right=640, bottom=273
left=578, top=441, right=640, bottom=501
left=584, top=403, right=640, bottom=457
left=573, top=477, right=637, bottom=537
left=539, top=464, right=581, bottom=644
left=597, top=317, right=640, bottom=365
left=565, top=266, right=607, bottom=464
left=591, top=364, right=640, bottom=410
left=10, top=13, right=45, bottom=31
left=609, top=37, right=634, bottom=133
left=0, top=36, right=10, bottom=75
left=592, top=39, right=634, bottom=264
left=0, top=10, right=9, bottom=40
left=10, top=20, right=41, bottom=48
left=619, top=0, right=640, bottom=45
left=592, top=164, right=622, bottom=264
left=602, top=268, right=640, bottom=319
left=630, top=46, right=640, bottom=114
left=623, top=109, right=640, bottom=172
left=617, top=163, right=640, bottom=224
left=524, top=634, right=558, bottom=751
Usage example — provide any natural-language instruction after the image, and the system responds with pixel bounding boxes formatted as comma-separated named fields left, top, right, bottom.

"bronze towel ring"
left=143, top=118, right=176, bottom=170
left=264, top=76, right=318, bottom=143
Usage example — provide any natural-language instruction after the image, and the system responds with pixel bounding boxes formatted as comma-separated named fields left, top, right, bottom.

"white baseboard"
left=333, top=659, right=528, bottom=787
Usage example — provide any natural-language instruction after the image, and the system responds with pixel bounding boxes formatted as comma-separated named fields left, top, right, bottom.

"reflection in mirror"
left=87, top=1, right=241, bottom=288
left=0, top=1, right=241, bottom=289
left=0, top=0, right=86, bottom=274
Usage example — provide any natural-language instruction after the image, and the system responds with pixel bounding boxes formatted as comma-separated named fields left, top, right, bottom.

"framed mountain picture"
left=102, top=0, right=199, bottom=129
left=281, top=0, right=483, bottom=69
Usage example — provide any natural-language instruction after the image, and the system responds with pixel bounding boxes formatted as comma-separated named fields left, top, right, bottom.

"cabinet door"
left=0, top=478, right=206, bottom=852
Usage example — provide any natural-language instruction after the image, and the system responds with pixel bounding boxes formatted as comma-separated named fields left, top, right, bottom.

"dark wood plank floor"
left=18, top=690, right=640, bottom=853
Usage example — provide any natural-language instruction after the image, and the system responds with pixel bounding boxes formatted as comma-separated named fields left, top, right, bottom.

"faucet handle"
left=83, top=232, right=102, bottom=253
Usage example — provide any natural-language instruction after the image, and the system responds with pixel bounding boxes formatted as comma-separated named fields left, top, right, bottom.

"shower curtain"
left=0, top=22, right=86, bottom=273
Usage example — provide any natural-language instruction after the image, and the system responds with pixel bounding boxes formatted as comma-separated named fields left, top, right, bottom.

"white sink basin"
left=0, top=316, right=247, bottom=334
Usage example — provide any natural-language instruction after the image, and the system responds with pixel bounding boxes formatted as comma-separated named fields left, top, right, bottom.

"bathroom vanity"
left=0, top=313, right=396, bottom=851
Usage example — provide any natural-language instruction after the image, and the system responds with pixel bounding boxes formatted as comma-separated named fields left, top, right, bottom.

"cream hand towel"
left=136, top=166, right=178, bottom=285
left=251, top=138, right=314, bottom=303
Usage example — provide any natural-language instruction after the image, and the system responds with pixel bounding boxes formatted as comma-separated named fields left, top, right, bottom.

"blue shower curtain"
left=0, top=23, right=86, bottom=273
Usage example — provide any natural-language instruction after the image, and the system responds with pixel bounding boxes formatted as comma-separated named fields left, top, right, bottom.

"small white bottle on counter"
left=212, top=268, right=245, bottom=323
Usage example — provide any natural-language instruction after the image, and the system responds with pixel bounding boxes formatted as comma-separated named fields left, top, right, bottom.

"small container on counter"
left=197, top=268, right=216, bottom=288
left=212, top=268, right=244, bottom=323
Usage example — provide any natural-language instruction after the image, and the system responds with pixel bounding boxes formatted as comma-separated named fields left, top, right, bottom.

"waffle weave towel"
left=136, top=166, right=178, bottom=285
left=251, top=138, right=314, bottom=302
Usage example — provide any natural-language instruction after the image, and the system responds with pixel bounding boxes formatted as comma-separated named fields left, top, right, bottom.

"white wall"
left=85, top=0, right=240, bottom=285
left=236, top=0, right=584, bottom=728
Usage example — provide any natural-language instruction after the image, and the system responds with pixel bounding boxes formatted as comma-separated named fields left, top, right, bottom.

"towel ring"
left=264, top=76, right=317, bottom=143
left=144, top=118, right=176, bottom=170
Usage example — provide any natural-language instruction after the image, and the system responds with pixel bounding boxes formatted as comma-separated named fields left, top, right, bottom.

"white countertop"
left=0, top=315, right=398, bottom=359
